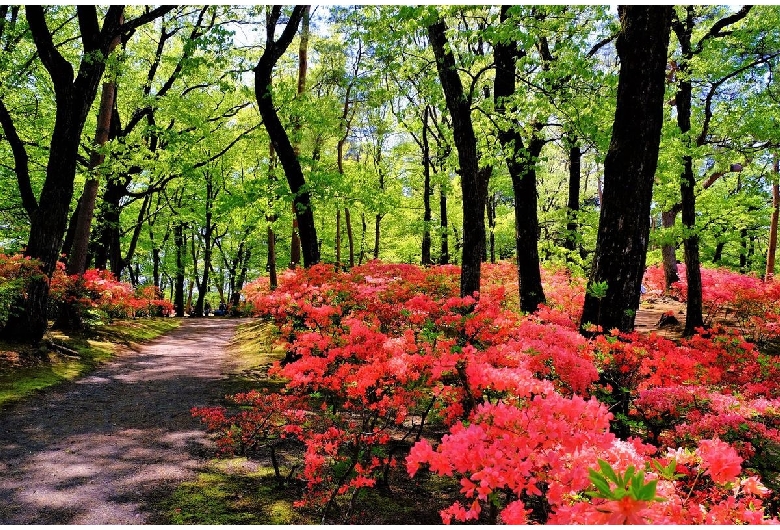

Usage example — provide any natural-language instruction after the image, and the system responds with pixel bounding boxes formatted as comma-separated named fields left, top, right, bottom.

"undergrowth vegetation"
left=193, top=261, right=780, bottom=524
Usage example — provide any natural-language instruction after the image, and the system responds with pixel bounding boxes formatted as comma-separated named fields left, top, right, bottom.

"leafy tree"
left=0, top=6, right=173, bottom=342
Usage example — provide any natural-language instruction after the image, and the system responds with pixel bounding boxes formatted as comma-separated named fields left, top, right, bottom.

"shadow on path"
left=0, top=318, right=242, bottom=524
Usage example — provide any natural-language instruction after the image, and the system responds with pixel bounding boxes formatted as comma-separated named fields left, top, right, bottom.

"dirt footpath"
left=0, top=318, right=241, bottom=524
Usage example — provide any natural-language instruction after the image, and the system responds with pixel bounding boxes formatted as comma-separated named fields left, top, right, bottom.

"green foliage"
left=587, top=459, right=665, bottom=503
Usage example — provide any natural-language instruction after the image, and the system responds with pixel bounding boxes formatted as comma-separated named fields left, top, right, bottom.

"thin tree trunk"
left=289, top=5, right=310, bottom=269
left=766, top=158, right=779, bottom=281
left=267, top=143, right=278, bottom=289
left=421, top=106, right=433, bottom=266
left=374, top=214, right=381, bottom=260
left=345, top=207, right=354, bottom=268
left=565, top=141, right=581, bottom=256
left=359, top=212, right=366, bottom=265
left=439, top=187, right=449, bottom=264
left=335, top=208, right=342, bottom=270
left=174, top=221, right=185, bottom=317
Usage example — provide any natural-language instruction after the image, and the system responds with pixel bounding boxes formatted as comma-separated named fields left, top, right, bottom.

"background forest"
left=2, top=5, right=779, bottom=336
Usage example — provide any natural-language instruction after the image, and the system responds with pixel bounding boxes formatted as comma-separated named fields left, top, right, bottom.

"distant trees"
left=2, top=5, right=780, bottom=343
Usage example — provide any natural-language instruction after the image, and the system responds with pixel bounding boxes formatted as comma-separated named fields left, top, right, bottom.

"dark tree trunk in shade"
left=580, top=6, right=672, bottom=334
left=428, top=19, right=490, bottom=298
left=671, top=5, right=752, bottom=335
left=766, top=160, right=779, bottom=281
left=565, top=141, right=581, bottom=255
left=493, top=5, right=546, bottom=313
left=661, top=209, right=680, bottom=290
left=439, top=187, right=449, bottom=264
left=254, top=6, right=319, bottom=268
left=174, top=222, right=186, bottom=317
left=345, top=207, right=354, bottom=268
left=421, top=106, right=433, bottom=266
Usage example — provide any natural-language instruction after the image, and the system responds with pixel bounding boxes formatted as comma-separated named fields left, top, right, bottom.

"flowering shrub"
left=0, top=253, right=45, bottom=327
left=49, top=265, right=174, bottom=322
left=194, top=261, right=780, bottom=523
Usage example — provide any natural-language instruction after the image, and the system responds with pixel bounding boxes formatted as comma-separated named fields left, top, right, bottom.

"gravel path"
left=0, top=318, right=241, bottom=524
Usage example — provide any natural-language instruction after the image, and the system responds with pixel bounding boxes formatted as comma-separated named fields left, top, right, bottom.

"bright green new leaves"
left=587, top=459, right=666, bottom=503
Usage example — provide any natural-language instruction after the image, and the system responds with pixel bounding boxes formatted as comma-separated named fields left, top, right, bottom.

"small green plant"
left=585, top=281, right=609, bottom=331
left=586, top=281, right=609, bottom=300
left=587, top=459, right=665, bottom=503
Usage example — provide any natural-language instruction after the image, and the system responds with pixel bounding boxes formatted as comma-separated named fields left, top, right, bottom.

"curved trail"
left=0, top=318, right=241, bottom=524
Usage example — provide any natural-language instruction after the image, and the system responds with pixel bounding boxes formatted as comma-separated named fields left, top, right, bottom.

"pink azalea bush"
left=194, top=261, right=780, bottom=524
left=49, top=263, right=174, bottom=321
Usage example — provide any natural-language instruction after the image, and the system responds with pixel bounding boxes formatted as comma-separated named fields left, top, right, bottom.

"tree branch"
left=0, top=96, right=36, bottom=217
left=25, top=5, right=73, bottom=91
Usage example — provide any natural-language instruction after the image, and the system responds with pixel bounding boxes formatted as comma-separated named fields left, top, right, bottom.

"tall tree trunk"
left=374, top=214, right=381, bottom=260
left=335, top=208, right=342, bottom=270
left=67, top=28, right=122, bottom=275
left=1, top=6, right=127, bottom=342
left=565, top=140, right=581, bottom=256
left=267, top=143, right=278, bottom=289
left=580, top=6, right=672, bottom=334
left=487, top=192, right=496, bottom=264
left=421, top=106, right=433, bottom=266
left=671, top=5, right=752, bottom=334
left=289, top=5, right=310, bottom=269
left=254, top=6, right=319, bottom=267
left=359, top=212, right=366, bottom=265
left=429, top=18, right=490, bottom=298
left=661, top=209, right=680, bottom=290
left=766, top=158, right=779, bottom=281
left=439, top=187, right=449, bottom=264
left=493, top=6, right=546, bottom=313
left=345, top=207, right=354, bottom=268
left=174, top=221, right=185, bottom=317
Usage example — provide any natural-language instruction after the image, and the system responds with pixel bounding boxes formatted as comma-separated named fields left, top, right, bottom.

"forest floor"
left=0, top=317, right=242, bottom=524
left=0, top=303, right=692, bottom=525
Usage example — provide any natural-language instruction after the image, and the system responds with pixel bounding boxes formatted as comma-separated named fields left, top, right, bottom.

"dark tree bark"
left=565, top=139, right=581, bottom=256
left=335, top=208, right=341, bottom=269
left=660, top=209, right=680, bottom=290
left=439, top=187, right=449, bottom=264
left=194, top=172, right=217, bottom=317
left=1, top=6, right=173, bottom=342
left=580, top=6, right=672, bottom=334
left=428, top=18, right=490, bottom=298
left=421, top=106, right=433, bottom=266
left=493, top=5, right=546, bottom=313
left=767, top=159, right=779, bottom=281
left=670, top=6, right=751, bottom=335
left=254, top=6, right=319, bottom=267
left=486, top=192, right=496, bottom=264
left=345, top=207, right=354, bottom=268
left=673, top=6, right=704, bottom=335
left=67, top=25, right=122, bottom=275
left=289, top=5, right=309, bottom=269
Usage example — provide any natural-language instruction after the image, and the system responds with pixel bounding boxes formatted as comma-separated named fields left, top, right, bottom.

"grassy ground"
left=0, top=318, right=180, bottom=408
